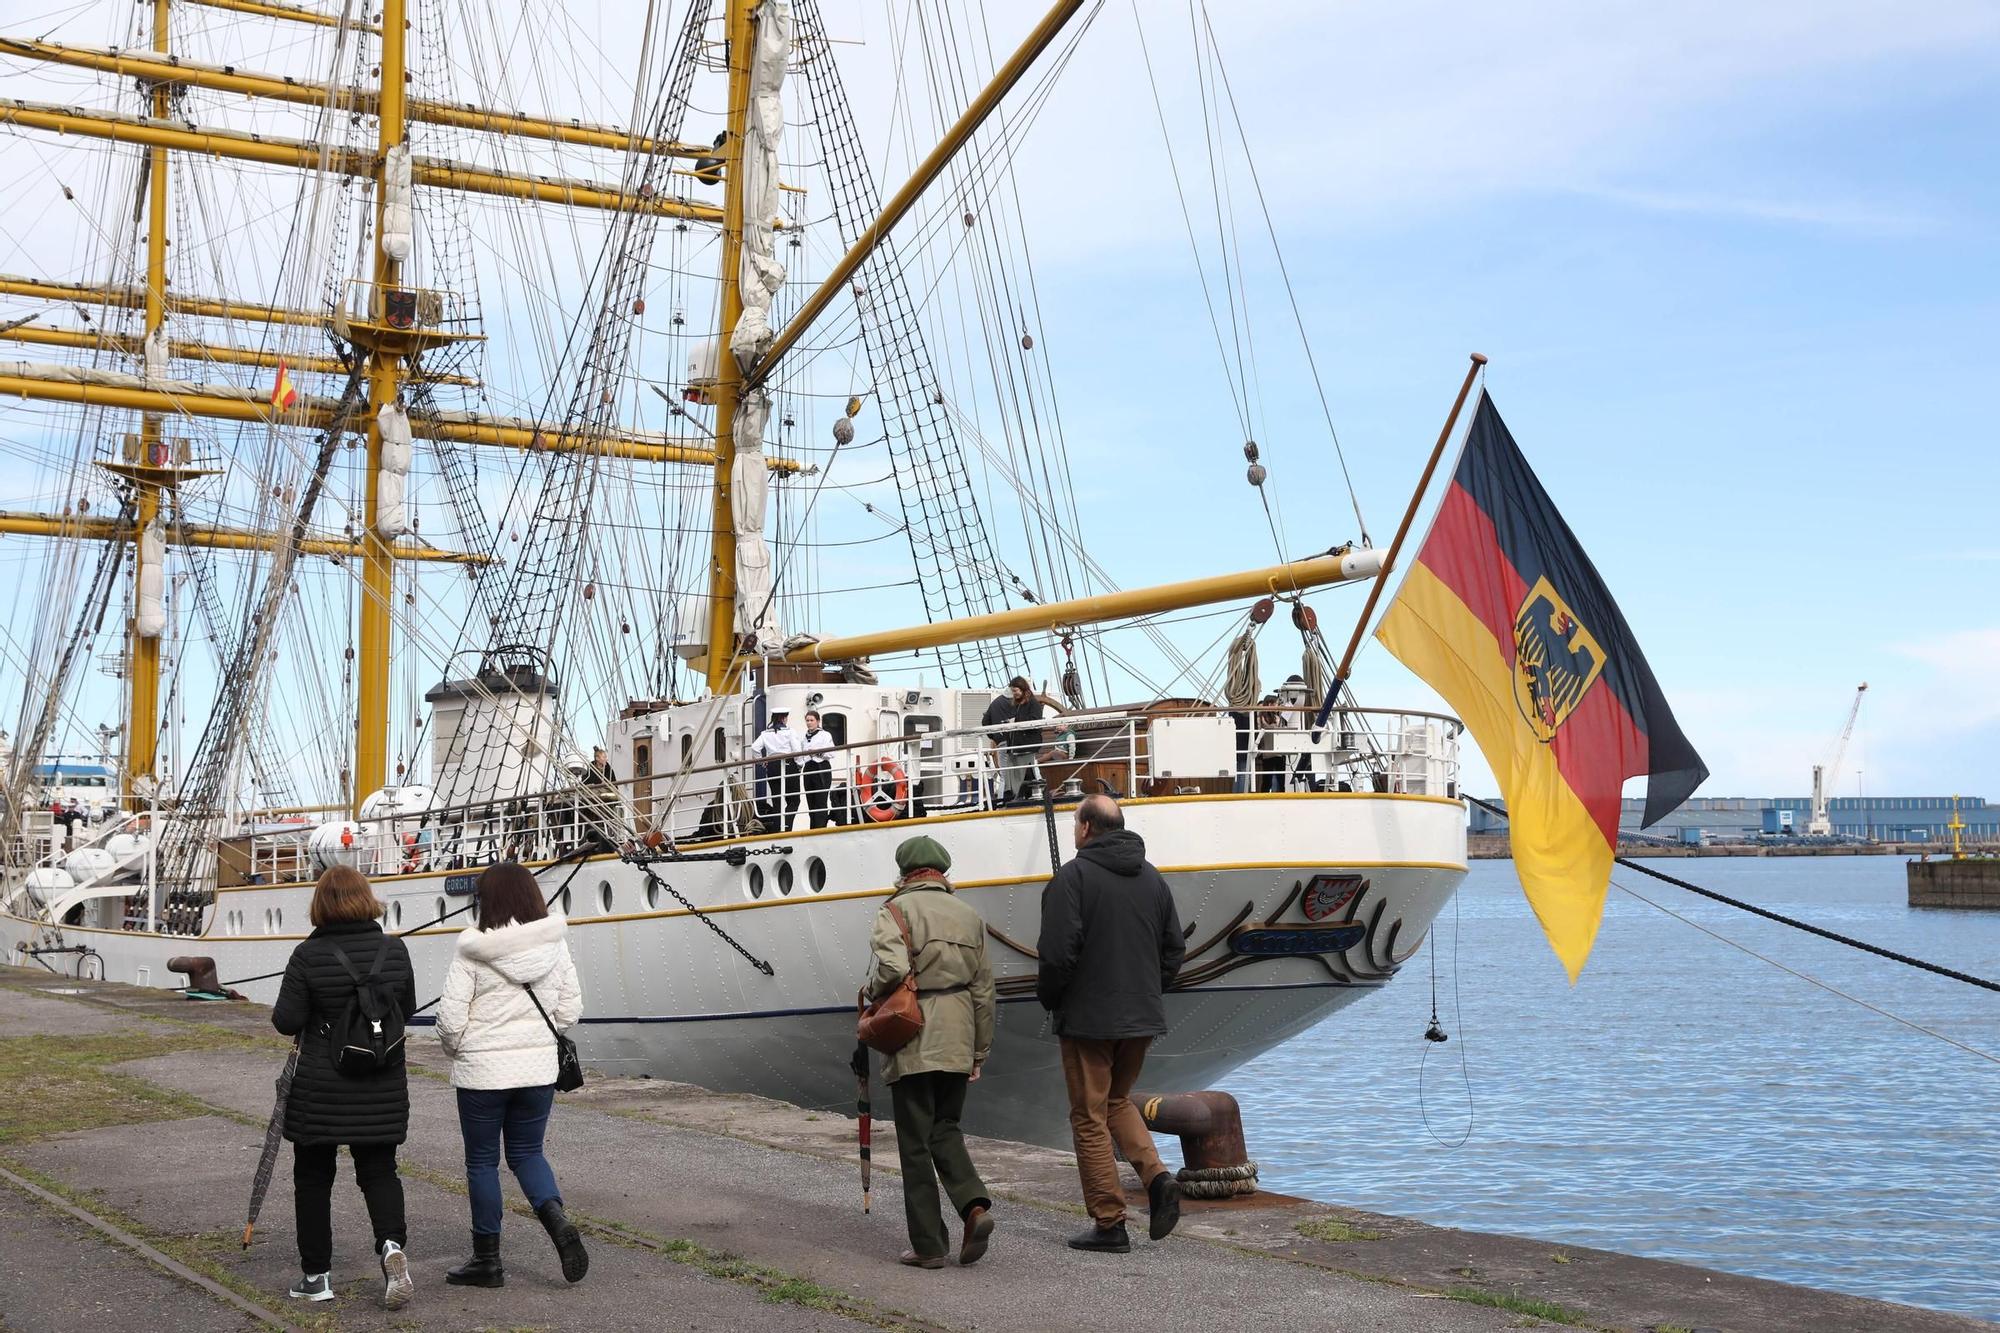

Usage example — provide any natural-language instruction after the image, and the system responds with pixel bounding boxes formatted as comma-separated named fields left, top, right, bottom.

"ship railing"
left=218, top=704, right=1461, bottom=887
left=1, top=809, right=148, bottom=915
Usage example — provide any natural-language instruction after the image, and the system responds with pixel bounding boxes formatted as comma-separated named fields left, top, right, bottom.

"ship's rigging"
left=1, top=0, right=1383, bottom=894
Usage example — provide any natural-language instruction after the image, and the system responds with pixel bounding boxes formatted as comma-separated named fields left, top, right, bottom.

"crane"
left=1807, top=683, right=1868, bottom=837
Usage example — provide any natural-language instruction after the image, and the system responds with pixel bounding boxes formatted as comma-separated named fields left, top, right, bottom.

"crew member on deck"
left=747, top=710, right=802, bottom=832
left=800, top=710, right=836, bottom=829
left=982, top=676, right=1045, bottom=805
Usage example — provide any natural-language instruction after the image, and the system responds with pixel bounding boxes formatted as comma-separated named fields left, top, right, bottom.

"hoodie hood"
left=1077, top=827, right=1148, bottom=877
left=455, top=913, right=568, bottom=986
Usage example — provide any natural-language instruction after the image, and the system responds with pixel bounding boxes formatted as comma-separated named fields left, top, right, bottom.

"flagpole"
left=1329, top=353, right=1487, bottom=686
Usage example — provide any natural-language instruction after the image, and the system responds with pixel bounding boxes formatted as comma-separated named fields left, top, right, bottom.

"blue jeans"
left=456, top=1085, right=560, bottom=1235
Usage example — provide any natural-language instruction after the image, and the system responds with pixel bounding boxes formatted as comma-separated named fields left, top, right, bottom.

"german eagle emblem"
left=1512, top=576, right=1606, bottom=742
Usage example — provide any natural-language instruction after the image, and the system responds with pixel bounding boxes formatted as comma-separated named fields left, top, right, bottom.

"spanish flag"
left=269, top=359, right=298, bottom=415
left=1376, top=394, right=1706, bottom=979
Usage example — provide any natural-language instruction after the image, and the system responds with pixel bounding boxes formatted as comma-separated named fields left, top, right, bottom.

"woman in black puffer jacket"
left=271, top=865, right=418, bottom=1308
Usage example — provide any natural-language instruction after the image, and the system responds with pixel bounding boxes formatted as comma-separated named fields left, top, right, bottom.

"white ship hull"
left=2, top=791, right=1464, bottom=1145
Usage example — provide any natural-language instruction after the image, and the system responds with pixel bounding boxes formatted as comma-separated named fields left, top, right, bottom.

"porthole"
left=777, top=861, right=794, bottom=896
left=599, top=879, right=615, bottom=914
left=748, top=864, right=765, bottom=899
left=263, top=909, right=273, bottom=934
left=274, top=908, right=283, bottom=931
left=392, top=901, right=403, bottom=927
left=560, top=887, right=572, bottom=916
left=436, top=897, right=448, bottom=923
left=646, top=880, right=661, bottom=910
left=808, top=857, right=827, bottom=893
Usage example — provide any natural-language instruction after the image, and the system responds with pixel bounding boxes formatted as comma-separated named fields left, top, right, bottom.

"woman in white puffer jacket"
left=434, top=861, right=587, bottom=1289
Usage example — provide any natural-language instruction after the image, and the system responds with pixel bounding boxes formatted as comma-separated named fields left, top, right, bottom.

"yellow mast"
left=122, top=0, right=172, bottom=800
left=702, top=0, right=757, bottom=695
left=352, top=0, right=407, bottom=811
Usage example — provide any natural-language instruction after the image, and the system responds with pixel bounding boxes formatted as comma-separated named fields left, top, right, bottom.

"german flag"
left=269, top=359, right=299, bottom=415
left=1376, top=394, right=1706, bottom=979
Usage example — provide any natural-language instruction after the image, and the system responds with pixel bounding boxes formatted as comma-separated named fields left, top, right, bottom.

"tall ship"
left=0, top=0, right=1469, bottom=1143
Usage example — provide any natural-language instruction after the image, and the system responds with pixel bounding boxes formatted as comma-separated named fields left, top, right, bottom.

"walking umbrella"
left=850, top=1043, right=872, bottom=1213
left=242, top=1040, right=299, bottom=1248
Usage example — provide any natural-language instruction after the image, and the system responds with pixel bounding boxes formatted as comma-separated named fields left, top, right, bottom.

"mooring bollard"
left=1138, top=1090, right=1259, bottom=1198
left=168, top=955, right=225, bottom=996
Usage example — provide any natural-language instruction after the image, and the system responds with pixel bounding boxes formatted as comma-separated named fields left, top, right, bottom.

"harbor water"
left=1233, top=857, right=2000, bottom=1321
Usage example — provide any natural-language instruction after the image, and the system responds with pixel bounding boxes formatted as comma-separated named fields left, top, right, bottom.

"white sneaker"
left=380, top=1240, right=414, bottom=1310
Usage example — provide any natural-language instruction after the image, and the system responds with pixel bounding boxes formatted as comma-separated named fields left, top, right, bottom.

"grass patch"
left=1444, top=1286, right=1600, bottom=1328
left=1296, top=1216, right=1387, bottom=1243
left=586, top=1216, right=921, bottom=1328
left=0, top=1029, right=255, bottom=1144
left=398, top=1163, right=913, bottom=1327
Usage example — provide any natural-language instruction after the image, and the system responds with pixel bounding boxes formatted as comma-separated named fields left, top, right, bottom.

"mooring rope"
left=1464, top=795, right=2000, bottom=993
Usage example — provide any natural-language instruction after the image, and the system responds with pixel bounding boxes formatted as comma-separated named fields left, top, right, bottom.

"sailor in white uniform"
left=800, top=710, right=837, bottom=828
left=747, top=710, right=802, bottom=831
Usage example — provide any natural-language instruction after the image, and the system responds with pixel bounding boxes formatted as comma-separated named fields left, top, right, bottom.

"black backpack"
left=327, top=941, right=407, bottom=1076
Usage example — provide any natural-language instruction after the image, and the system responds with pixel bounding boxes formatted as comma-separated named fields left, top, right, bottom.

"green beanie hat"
left=893, top=835, right=952, bottom=876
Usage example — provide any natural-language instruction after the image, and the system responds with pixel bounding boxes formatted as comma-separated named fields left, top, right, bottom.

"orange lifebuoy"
left=854, top=759, right=909, bottom=823
left=400, top=832, right=421, bottom=872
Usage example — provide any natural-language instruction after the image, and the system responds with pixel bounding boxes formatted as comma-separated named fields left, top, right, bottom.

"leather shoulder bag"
left=856, top=901, right=924, bottom=1055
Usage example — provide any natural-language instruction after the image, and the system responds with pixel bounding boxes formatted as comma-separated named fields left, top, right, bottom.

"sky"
left=1, top=0, right=1996, bottom=805
left=846, top=0, right=2000, bottom=803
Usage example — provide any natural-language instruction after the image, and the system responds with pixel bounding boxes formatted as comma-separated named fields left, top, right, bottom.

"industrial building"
left=1467, top=795, right=2000, bottom=844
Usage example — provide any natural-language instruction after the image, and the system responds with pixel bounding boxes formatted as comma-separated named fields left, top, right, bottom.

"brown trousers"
left=1059, top=1036, right=1166, bottom=1228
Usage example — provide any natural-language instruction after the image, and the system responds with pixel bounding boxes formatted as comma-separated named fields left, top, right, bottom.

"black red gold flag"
left=1375, top=394, right=1706, bottom=979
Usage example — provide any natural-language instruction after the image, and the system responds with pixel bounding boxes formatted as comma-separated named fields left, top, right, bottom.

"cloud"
left=1562, top=185, right=1944, bottom=236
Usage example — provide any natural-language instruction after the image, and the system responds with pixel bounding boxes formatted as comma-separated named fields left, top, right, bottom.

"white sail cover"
left=142, top=326, right=167, bottom=385
left=728, top=1, right=792, bottom=370
left=732, top=388, right=783, bottom=651
left=135, top=519, right=166, bottom=638
left=727, top=2, right=792, bottom=654
left=375, top=402, right=413, bottom=537
left=381, top=144, right=414, bottom=264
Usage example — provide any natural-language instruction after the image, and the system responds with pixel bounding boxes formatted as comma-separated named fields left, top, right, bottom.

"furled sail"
left=730, top=0, right=793, bottom=653
left=375, top=402, right=413, bottom=538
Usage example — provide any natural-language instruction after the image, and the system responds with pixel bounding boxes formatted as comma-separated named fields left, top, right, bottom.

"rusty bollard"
left=168, top=955, right=229, bottom=997
left=1139, top=1090, right=1259, bottom=1198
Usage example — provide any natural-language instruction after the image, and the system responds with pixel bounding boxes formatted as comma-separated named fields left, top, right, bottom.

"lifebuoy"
left=400, top=832, right=421, bottom=872
left=854, top=759, right=909, bottom=823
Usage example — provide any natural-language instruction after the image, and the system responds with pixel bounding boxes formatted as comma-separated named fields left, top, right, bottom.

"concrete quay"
left=1907, top=857, right=2000, bottom=908
left=0, top=966, right=1983, bottom=1333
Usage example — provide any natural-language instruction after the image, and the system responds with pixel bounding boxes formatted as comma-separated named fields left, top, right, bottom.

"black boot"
left=445, top=1233, right=504, bottom=1288
left=536, top=1200, right=589, bottom=1284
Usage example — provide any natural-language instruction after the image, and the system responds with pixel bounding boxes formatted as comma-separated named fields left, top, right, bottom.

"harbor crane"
left=1807, top=683, right=1868, bottom=837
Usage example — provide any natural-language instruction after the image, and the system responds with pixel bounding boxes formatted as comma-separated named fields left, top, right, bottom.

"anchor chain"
left=623, top=849, right=781, bottom=977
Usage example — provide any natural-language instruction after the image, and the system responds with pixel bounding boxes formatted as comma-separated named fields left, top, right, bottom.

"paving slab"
left=119, top=1047, right=1517, bottom=1333
left=0, top=985, right=150, bottom=1037
left=18, top=1115, right=877, bottom=1332
left=0, top=1170, right=261, bottom=1333
left=4, top=971, right=1987, bottom=1333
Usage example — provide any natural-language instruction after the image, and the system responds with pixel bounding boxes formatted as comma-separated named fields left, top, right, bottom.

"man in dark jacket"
left=1035, top=794, right=1186, bottom=1252
left=272, top=866, right=418, bottom=1307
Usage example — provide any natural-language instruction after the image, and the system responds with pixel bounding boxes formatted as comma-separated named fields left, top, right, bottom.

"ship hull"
left=2, top=791, right=1464, bottom=1145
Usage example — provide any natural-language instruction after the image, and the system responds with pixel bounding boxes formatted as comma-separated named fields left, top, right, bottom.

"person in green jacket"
left=862, top=835, right=998, bottom=1269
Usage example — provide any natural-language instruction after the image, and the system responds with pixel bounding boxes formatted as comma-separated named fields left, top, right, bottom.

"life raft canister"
left=854, top=758, right=909, bottom=823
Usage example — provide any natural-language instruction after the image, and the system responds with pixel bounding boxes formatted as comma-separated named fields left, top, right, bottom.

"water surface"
left=1231, top=857, right=2000, bottom=1321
